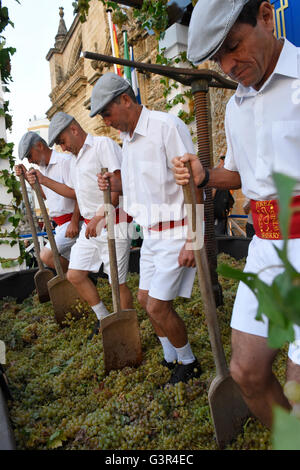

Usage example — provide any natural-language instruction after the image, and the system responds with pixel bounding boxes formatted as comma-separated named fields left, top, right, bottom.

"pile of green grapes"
left=0, top=254, right=288, bottom=450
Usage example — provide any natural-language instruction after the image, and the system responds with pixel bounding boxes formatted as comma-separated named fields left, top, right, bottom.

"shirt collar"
left=82, top=133, right=94, bottom=148
left=48, top=149, right=59, bottom=166
left=77, top=133, right=93, bottom=161
left=235, top=39, right=299, bottom=101
left=121, top=106, right=149, bottom=142
left=134, top=106, right=149, bottom=137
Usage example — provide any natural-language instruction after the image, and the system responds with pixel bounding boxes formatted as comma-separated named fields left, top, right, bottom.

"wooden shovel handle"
left=101, top=168, right=121, bottom=314
left=19, top=171, right=44, bottom=271
left=183, top=162, right=228, bottom=376
left=33, top=178, right=65, bottom=279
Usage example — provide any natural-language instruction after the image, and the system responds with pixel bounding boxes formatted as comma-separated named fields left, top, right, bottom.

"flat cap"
left=48, top=112, right=74, bottom=147
left=90, top=72, right=131, bottom=117
left=187, top=0, right=250, bottom=65
left=18, top=131, right=43, bottom=160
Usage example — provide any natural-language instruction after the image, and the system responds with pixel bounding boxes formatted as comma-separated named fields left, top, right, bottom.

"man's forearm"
left=111, top=191, right=121, bottom=207
left=71, top=201, right=81, bottom=223
left=42, top=176, right=76, bottom=199
left=205, top=168, right=241, bottom=190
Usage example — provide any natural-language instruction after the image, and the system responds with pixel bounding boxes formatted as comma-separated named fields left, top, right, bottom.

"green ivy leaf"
left=267, top=321, right=294, bottom=349
left=272, top=406, right=300, bottom=450
left=283, top=286, right=300, bottom=326
left=255, top=280, right=287, bottom=328
left=273, top=172, right=297, bottom=239
left=47, top=429, right=66, bottom=449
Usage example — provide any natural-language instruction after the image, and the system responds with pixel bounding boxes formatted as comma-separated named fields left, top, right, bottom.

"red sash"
left=52, top=213, right=73, bottom=226
left=250, top=196, right=300, bottom=240
left=149, top=217, right=187, bottom=232
left=84, top=208, right=133, bottom=226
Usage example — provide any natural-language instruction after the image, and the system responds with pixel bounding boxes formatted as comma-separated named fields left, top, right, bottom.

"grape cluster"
left=0, top=254, right=281, bottom=450
left=284, top=381, right=300, bottom=418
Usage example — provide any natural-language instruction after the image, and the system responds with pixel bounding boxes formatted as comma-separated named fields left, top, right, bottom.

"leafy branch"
left=0, top=1, right=23, bottom=268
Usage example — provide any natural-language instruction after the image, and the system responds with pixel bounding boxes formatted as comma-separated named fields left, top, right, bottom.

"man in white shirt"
left=93, top=73, right=202, bottom=385
left=16, top=132, right=82, bottom=273
left=47, top=112, right=133, bottom=337
left=172, top=0, right=300, bottom=427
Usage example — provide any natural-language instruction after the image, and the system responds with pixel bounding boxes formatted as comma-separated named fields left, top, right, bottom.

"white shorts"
left=45, top=220, right=83, bottom=261
left=231, top=235, right=300, bottom=365
left=139, top=225, right=196, bottom=301
left=69, top=222, right=131, bottom=284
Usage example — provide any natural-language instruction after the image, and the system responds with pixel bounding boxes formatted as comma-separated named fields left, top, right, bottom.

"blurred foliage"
left=0, top=1, right=22, bottom=268
left=218, top=172, right=300, bottom=449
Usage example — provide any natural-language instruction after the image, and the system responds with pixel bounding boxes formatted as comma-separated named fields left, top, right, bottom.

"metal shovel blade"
left=47, top=275, right=82, bottom=326
left=18, top=170, right=54, bottom=304
left=182, top=162, right=249, bottom=448
left=208, top=374, right=250, bottom=449
left=34, top=268, right=54, bottom=303
left=101, top=309, right=143, bottom=373
left=33, top=179, right=83, bottom=326
left=101, top=168, right=142, bottom=373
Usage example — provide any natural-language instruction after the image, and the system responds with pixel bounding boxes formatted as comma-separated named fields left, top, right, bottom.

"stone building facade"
left=46, top=1, right=245, bottom=221
left=46, top=2, right=166, bottom=145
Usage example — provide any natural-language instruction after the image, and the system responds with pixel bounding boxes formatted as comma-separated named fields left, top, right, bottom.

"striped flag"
left=106, top=9, right=122, bottom=77
left=130, top=46, right=141, bottom=104
left=122, top=30, right=132, bottom=85
left=112, top=24, right=122, bottom=77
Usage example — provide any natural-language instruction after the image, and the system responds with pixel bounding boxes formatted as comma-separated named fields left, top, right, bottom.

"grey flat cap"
left=48, top=112, right=74, bottom=147
left=90, top=72, right=131, bottom=117
left=18, top=131, right=44, bottom=160
left=187, top=0, right=250, bottom=65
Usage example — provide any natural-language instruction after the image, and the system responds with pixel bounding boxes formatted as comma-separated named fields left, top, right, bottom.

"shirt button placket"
left=254, top=93, right=264, bottom=160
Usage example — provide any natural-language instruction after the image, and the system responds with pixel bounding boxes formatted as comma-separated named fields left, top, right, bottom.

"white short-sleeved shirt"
left=224, top=39, right=300, bottom=201
left=39, top=150, right=75, bottom=218
left=120, top=106, right=195, bottom=228
left=68, top=134, right=122, bottom=220
left=225, top=39, right=300, bottom=354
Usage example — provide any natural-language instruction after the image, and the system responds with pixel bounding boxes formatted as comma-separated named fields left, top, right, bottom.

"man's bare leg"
left=40, top=247, right=69, bottom=273
left=119, top=283, right=133, bottom=310
left=137, top=289, right=200, bottom=383
left=138, top=289, right=166, bottom=337
left=67, top=270, right=132, bottom=311
left=230, top=329, right=291, bottom=428
left=67, top=269, right=101, bottom=305
left=138, top=289, right=188, bottom=344
left=146, top=296, right=188, bottom=348
left=138, top=289, right=190, bottom=349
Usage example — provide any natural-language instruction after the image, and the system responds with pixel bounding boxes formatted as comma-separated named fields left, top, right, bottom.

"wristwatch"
left=197, top=167, right=210, bottom=188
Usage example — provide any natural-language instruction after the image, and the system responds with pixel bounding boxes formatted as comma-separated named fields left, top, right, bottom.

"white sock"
left=175, top=342, right=195, bottom=365
left=158, top=336, right=177, bottom=363
left=91, top=302, right=109, bottom=320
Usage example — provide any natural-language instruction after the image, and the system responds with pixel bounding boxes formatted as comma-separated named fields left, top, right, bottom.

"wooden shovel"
left=183, top=162, right=249, bottom=449
left=33, top=178, right=82, bottom=325
left=100, top=168, right=142, bottom=373
left=19, top=170, right=54, bottom=303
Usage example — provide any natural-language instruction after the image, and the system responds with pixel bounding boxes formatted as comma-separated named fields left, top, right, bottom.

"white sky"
left=4, top=0, right=76, bottom=161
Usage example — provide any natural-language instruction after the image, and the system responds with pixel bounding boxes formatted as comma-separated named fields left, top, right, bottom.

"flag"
left=112, top=24, right=122, bottom=77
left=122, top=30, right=132, bottom=85
left=106, top=9, right=122, bottom=77
left=130, top=46, right=141, bottom=104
